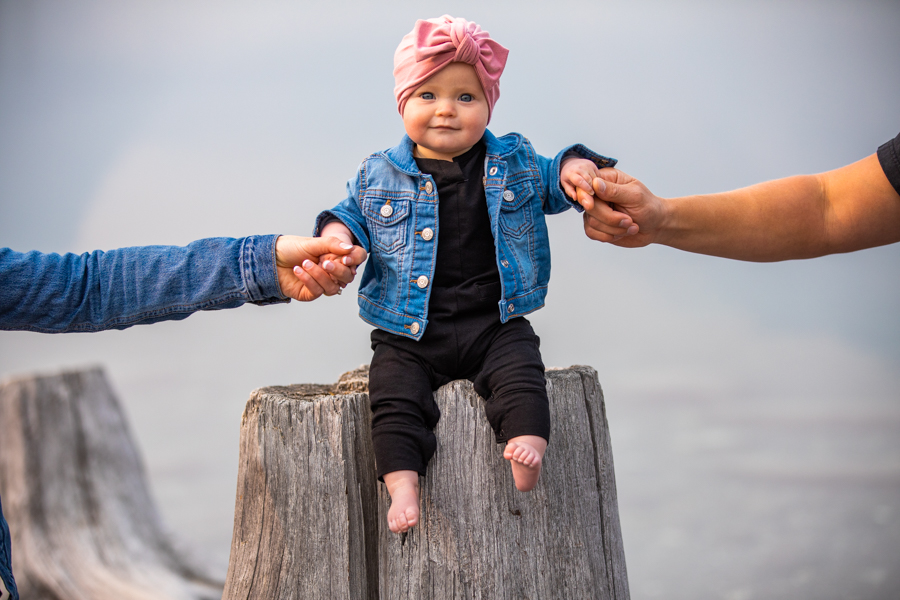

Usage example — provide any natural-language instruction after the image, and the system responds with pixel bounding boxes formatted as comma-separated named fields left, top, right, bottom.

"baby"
left=316, top=16, right=616, bottom=534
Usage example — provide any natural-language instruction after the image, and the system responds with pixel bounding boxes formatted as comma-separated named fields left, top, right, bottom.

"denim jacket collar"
left=382, top=130, right=524, bottom=174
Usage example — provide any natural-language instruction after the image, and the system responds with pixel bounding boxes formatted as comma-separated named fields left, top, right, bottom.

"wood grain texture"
left=225, top=365, right=627, bottom=600
left=378, top=366, right=630, bottom=600
left=0, top=367, right=222, bottom=600
left=222, top=367, right=379, bottom=600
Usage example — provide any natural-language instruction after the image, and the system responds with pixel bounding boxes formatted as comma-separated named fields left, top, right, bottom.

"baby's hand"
left=294, top=252, right=353, bottom=298
left=313, top=221, right=358, bottom=288
left=561, top=157, right=602, bottom=207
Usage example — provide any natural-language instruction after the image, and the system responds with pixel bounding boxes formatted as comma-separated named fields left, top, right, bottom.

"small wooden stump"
left=224, top=365, right=628, bottom=600
left=0, top=367, right=223, bottom=600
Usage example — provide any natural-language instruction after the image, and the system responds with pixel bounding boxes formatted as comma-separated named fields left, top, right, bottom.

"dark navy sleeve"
left=876, top=131, right=900, bottom=196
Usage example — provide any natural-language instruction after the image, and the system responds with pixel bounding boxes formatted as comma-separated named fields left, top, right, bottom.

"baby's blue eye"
left=459, top=94, right=473, bottom=102
left=421, top=92, right=434, bottom=100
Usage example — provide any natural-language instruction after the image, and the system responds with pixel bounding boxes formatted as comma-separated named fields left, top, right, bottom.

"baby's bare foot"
left=383, top=470, right=420, bottom=533
left=503, top=435, right=548, bottom=492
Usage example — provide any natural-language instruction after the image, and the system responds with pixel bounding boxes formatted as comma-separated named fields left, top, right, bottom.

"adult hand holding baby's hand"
left=561, top=159, right=639, bottom=243
left=581, top=168, right=661, bottom=246
left=275, top=235, right=367, bottom=302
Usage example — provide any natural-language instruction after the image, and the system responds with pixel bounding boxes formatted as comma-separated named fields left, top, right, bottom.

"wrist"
left=330, top=232, right=354, bottom=245
left=274, top=234, right=296, bottom=267
left=655, top=194, right=699, bottom=249
left=320, top=223, right=353, bottom=245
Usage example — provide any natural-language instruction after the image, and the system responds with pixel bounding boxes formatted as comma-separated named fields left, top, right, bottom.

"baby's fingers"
left=561, top=179, right=578, bottom=201
left=576, top=188, right=596, bottom=211
left=293, top=259, right=341, bottom=298
left=563, top=173, right=595, bottom=201
left=327, top=260, right=357, bottom=285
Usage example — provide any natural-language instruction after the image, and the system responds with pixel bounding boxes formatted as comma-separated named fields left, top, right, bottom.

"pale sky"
left=1, top=1, right=899, bottom=597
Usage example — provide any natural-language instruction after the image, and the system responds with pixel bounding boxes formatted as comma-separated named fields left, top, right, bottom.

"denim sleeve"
left=538, top=144, right=618, bottom=215
left=0, top=494, right=16, bottom=600
left=313, top=169, right=372, bottom=253
left=0, top=234, right=287, bottom=334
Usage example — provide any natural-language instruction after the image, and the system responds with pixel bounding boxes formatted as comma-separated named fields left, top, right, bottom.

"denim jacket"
left=0, top=235, right=288, bottom=600
left=0, top=235, right=287, bottom=334
left=315, top=130, right=616, bottom=340
left=0, top=493, right=13, bottom=600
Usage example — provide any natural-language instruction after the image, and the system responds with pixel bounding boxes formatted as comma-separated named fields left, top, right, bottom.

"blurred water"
left=1, top=2, right=899, bottom=598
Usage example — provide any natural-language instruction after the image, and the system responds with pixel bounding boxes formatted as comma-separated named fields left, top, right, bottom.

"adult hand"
left=275, top=235, right=367, bottom=302
left=582, top=153, right=900, bottom=260
left=579, top=168, right=663, bottom=247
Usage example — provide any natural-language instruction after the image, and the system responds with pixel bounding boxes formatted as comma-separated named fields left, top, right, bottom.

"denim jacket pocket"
left=363, top=198, right=411, bottom=255
left=498, top=180, right=536, bottom=239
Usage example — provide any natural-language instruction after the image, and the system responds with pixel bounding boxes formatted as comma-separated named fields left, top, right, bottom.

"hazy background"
left=1, top=1, right=898, bottom=598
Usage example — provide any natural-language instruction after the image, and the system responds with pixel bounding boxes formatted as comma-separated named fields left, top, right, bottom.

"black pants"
left=368, top=315, right=550, bottom=479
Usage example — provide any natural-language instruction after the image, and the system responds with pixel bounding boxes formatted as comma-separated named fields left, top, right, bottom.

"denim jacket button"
left=380, top=204, right=393, bottom=217
left=424, top=181, right=434, bottom=194
left=410, top=322, right=420, bottom=335
left=502, top=190, right=515, bottom=202
left=489, top=166, right=498, bottom=176
left=421, top=228, right=434, bottom=241
left=501, top=259, right=509, bottom=268
left=507, top=304, right=515, bottom=313
left=416, top=275, right=429, bottom=289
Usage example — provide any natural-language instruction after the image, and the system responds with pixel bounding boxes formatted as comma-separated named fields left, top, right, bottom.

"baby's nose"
left=434, top=99, right=456, bottom=115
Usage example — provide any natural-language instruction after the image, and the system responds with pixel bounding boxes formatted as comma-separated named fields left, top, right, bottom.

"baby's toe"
left=406, top=508, right=418, bottom=528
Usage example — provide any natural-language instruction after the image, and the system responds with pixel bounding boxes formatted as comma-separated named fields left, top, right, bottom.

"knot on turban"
left=394, top=15, right=509, bottom=122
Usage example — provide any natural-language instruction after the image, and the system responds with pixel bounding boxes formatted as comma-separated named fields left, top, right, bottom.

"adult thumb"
left=313, top=235, right=354, bottom=255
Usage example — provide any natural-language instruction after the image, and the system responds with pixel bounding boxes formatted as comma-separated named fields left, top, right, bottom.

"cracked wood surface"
left=223, top=365, right=628, bottom=600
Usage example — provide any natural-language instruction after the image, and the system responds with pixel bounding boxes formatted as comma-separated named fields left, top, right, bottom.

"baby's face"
left=402, top=62, right=489, bottom=161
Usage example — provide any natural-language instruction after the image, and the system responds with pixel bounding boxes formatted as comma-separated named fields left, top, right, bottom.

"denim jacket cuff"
left=241, top=235, right=290, bottom=305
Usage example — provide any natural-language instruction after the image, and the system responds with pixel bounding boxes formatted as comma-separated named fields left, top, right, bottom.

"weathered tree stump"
left=224, top=365, right=628, bottom=600
left=222, top=368, right=378, bottom=600
left=0, top=367, right=223, bottom=600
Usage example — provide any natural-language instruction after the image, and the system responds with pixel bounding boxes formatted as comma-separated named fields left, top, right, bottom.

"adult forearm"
left=660, top=175, right=832, bottom=261
left=658, top=154, right=900, bottom=261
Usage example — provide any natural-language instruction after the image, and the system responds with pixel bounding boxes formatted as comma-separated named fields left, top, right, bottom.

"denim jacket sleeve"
left=314, top=168, right=372, bottom=253
left=0, top=234, right=287, bottom=334
left=539, top=144, right=618, bottom=215
left=0, top=493, right=15, bottom=600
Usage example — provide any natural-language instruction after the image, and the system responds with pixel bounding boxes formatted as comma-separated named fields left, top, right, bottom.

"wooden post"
left=224, top=365, right=629, bottom=600
left=222, top=367, right=379, bottom=600
left=0, top=367, right=223, bottom=600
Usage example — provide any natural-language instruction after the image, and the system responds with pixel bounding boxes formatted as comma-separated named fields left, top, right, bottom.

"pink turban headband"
left=393, top=15, right=509, bottom=122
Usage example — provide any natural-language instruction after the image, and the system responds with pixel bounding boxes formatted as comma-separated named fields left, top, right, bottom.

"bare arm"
left=582, top=154, right=900, bottom=262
